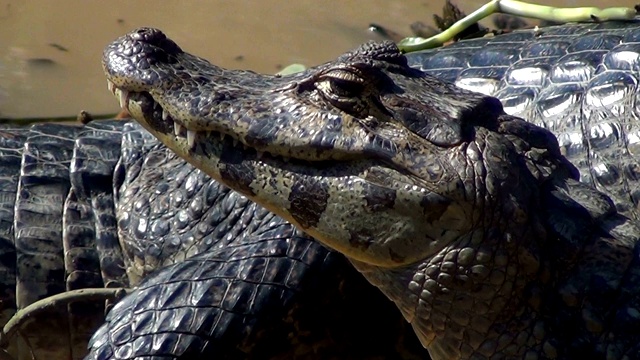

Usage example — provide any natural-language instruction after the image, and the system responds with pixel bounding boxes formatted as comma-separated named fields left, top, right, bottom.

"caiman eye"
left=315, top=70, right=369, bottom=115
left=327, top=77, right=364, bottom=97
left=316, top=70, right=365, bottom=99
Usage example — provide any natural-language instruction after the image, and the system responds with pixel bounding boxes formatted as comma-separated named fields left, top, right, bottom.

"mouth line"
left=108, top=80, right=208, bottom=148
left=107, top=80, right=343, bottom=169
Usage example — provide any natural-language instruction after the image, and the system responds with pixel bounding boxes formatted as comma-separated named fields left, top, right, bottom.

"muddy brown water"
left=0, top=0, right=636, bottom=119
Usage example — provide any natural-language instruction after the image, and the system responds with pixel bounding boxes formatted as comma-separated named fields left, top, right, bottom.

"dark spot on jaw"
left=288, top=178, right=329, bottom=229
left=219, top=143, right=256, bottom=197
left=363, top=183, right=396, bottom=212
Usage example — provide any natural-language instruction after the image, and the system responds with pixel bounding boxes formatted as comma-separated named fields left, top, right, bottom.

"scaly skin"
left=104, top=27, right=640, bottom=359
left=0, top=121, right=426, bottom=360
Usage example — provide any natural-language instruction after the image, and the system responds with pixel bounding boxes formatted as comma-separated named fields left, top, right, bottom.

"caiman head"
left=103, top=28, right=584, bottom=356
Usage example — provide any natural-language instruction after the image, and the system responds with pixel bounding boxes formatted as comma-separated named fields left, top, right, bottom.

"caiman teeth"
left=115, top=88, right=129, bottom=109
left=159, top=122, right=295, bottom=163
left=187, top=130, right=196, bottom=148
left=107, top=81, right=130, bottom=110
left=159, top=111, right=262, bottom=156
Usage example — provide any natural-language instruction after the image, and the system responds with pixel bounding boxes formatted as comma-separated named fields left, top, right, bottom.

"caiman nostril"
left=128, top=27, right=183, bottom=55
left=131, top=27, right=165, bottom=42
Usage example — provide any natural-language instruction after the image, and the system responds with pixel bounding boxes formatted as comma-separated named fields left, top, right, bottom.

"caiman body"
left=102, top=21, right=640, bottom=360
left=3, top=19, right=640, bottom=360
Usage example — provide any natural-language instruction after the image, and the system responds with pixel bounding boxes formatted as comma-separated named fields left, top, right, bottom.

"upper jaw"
left=107, top=83, right=258, bottom=157
left=101, top=28, right=440, bottom=171
left=106, top=79, right=383, bottom=171
left=107, top=80, right=197, bottom=148
left=105, top=72, right=405, bottom=166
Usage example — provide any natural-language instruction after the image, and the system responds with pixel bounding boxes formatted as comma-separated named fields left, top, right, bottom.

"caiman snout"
left=103, top=27, right=183, bottom=92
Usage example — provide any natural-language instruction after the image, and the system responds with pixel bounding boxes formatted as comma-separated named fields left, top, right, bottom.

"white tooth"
left=232, top=138, right=238, bottom=147
left=205, top=131, right=211, bottom=138
left=187, top=130, right=196, bottom=148
left=107, top=80, right=115, bottom=93
left=162, top=109, right=169, bottom=121
left=257, top=151, right=264, bottom=159
left=174, top=122, right=182, bottom=136
left=118, top=89, right=128, bottom=109
left=219, top=133, right=225, bottom=141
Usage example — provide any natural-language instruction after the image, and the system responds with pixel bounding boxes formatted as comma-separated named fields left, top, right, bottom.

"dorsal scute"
left=338, top=41, right=408, bottom=69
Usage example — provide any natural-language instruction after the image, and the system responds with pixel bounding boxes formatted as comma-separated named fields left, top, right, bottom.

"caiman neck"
left=352, top=224, right=543, bottom=359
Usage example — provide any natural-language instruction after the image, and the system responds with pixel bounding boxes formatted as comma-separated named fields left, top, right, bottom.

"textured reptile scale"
left=63, top=120, right=128, bottom=358
left=0, top=127, right=28, bottom=327
left=407, top=21, right=640, bottom=219
left=14, top=124, right=82, bottom=359
left=90, top=122, right=425, bottom=359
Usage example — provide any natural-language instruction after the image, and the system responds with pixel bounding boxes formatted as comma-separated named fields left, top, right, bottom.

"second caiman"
left=101, top=19, right=640, bottom=360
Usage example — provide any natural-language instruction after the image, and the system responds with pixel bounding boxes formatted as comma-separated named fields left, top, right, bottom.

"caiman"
left=2, top=18, right=640, bottom=360
left=100, top=20, right=640, bottom=360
